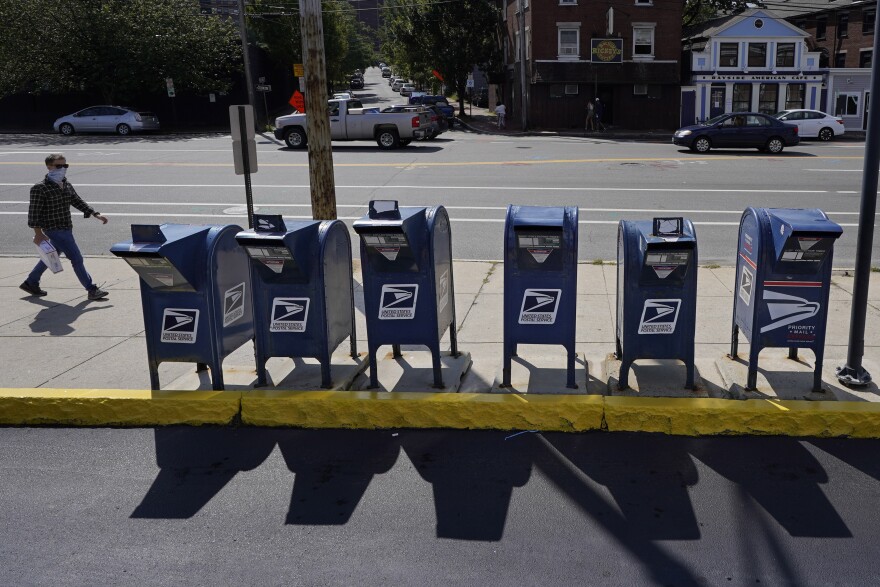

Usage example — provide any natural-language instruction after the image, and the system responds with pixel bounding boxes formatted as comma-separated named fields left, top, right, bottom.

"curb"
left=2, top=388, right=880, bottom=437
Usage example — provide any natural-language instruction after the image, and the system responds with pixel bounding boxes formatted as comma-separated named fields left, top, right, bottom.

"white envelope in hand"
left=35, top=240, right=63, bottom=274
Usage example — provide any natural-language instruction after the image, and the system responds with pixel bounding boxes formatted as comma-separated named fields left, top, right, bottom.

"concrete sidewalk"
left=2, top=255, right=880, bottom=433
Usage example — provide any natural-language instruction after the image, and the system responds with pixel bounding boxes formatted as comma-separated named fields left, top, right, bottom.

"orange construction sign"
left=289, top=90, right=305, bottom=112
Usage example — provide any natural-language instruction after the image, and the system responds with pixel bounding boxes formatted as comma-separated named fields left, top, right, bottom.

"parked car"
left=381, top=67, right=392, bottom=78
left=774, top=109, right=845, bottom=141
left=333, top=92, right=354, bottom=100
left=389, top=76, right=401, bottom=86
left=425, top=105, right=449, bottom=139
left=400, top=84, right=416, bottom=97
left=409, top=95, right=455, bottom=123
left=350, top=77, right=364, bottom=90
left=672, top=112, right=799, bottom=153
left=392, top=79, right=407, bottom=92
left=53, top=106, right=160, bottom=136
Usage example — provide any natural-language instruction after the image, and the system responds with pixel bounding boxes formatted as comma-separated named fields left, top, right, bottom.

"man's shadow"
left=24, top=297, right=107, bottom=335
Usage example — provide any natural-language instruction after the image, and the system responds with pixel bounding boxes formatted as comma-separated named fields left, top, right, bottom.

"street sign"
left=229, top=104, right=255, bottom=140
left=232, top=139, right=258, bottom=175
left=293, top=63, right=304, bottom=77
left=289, top=90, right=305, bottom=113
left=256, top=84, right=272, bottom=92
left=166, top=77, right=175, bottom=98
left=466, top=78, right=474, bottom=89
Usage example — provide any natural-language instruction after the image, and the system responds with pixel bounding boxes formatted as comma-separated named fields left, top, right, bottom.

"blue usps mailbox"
left=616, top=217, right=698, bottom=389
left=731, top=208, right=842, bottom=391
left=111, top=223, right=254, bottom=390
left=353, top=200, right=458, bottom=388
left=503, top=205, right=578, bottom=388
left=235, top=214, right=356, bottom=388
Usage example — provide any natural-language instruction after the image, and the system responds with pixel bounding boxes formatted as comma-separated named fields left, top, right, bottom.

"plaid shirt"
left=28, top=177, right=98, bottom=230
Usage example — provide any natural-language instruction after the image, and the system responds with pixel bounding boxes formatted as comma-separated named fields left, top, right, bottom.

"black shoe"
left=20, top=281, right=47, bottom=297
left=88, top=287, right=109, bottom=300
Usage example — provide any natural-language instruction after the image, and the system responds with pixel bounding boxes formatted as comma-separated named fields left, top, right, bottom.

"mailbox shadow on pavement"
left=131, top=427, right=277, bottom=519
left=531, top=433, right=704, bottom=586
left=689, top=437, right=851, bottom=538
left=278, top=430, right=400, bottom=525
left=400, top=431, right=532, bottom=541
left=545, top=433, right=701, bottom=540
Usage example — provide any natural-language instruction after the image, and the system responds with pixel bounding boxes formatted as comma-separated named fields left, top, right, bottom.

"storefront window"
left=732, top=84, right=751, bottom=111
left=785, top=84, right=805, bottom=109
left=759, top=84, right=778, bottom=114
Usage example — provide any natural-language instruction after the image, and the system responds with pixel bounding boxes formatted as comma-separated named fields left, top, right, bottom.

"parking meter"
left=235, top=214, right=356, bottom=389
left=731, top=208, right=842, bottom=391
left=616, top=217, right=698, bottom=389
left=502, top=205, right=578, bottom=388
left=353, top=200, right=458, bottom=388
left=111, top=223, right=254, bottom=390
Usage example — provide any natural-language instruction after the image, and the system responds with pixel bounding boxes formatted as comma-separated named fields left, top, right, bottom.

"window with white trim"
left=635, top=0, right=652, bottom=5
left=557, top=23, right=580, bottom=59
left=836, top=92, right=859, bottom=116
left=560, top=0, right=577, bottom=5
left=632, top=23, right=655, bottom=60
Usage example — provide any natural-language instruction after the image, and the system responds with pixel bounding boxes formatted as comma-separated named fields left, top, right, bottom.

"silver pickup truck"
left=274, top=98, right=430, bottom=150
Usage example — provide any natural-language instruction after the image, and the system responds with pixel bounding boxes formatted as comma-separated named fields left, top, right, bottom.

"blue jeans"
left=27, top=229, right=95, bottom=292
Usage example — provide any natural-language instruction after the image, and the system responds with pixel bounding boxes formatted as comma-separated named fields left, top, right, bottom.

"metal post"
left=837, top=6, right=880, bottom=387
left=518, top=0, right=528, bottom=130
left=237, top=106, right=254, bottom=229
left=299, top=0, right=338, bottom=220
left=236, top=0, right=256, bottom=109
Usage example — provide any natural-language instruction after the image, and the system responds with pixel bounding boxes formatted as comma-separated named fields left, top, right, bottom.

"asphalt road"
left=1, top=68, right=877, bottom=265
left=2, top=427, right=880, bottom=586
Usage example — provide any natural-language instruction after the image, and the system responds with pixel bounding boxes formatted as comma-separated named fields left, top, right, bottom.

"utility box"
left=731, top=208, right=842, bottom=391
left=616, top=217, right=698, bottom=389
left=235, top=214, right=356, bottom=388
left=111, top=224, right=254, bottom=390
left=353, top=200, right=458, bottom=388
left=502, top=205, right=578, bottom=388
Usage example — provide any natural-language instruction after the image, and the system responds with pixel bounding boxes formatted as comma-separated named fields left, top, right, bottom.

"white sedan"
left=774, top=109, right=845, bottom=141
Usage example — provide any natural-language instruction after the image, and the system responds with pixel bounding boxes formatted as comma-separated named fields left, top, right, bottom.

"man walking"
left=20, top=153, right=109, bottom=300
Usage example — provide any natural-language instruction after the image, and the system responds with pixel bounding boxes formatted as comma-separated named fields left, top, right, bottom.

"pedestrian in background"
left=585, top=100, right=596, bottom=132
left=494, top=102, right=506, bottom=130
left=594, top=97, right=606, bottom=131
left=20, top=153, right=109, bottom=300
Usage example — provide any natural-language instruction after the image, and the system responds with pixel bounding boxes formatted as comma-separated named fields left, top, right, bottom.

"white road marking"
left=0, top=210, right=867, bottom=228
left=804, top=168, right=863, bottom=172
left=0, top=182, right=833, bottom=194
left=0, top=201, right=874, bottom=216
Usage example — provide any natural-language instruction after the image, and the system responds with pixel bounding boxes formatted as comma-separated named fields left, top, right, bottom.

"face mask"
left=47, top=168, right=66, bottom=183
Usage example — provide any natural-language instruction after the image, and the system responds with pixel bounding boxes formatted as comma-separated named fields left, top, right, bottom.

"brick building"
left=499, top=0, right=684, bottom=130
left=775, top=0, right=876, bottom=130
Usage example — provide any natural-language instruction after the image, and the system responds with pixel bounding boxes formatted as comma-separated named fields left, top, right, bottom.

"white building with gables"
left=681, top=9, right=824, bottom=124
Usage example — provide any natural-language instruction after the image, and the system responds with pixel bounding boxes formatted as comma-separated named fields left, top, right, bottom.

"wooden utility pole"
left=299, top=0, right=338, bottom=220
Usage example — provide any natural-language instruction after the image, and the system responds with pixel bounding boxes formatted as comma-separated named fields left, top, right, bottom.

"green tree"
left=0, top=0, right=241, bottom=103
left=384, top=0, right=500, bottom=116
left=249, top=0, right=374, bottom=91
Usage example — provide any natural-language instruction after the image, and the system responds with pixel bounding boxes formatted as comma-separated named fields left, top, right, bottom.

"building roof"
left=683, top=8, right=808, bottom=42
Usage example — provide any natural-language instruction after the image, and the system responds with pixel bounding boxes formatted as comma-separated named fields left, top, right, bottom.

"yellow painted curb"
left=0, top=389, right=242, bottom=426
left=604, top=396, right=880, bottom=438
left=241, top=390, right=606, bottom=431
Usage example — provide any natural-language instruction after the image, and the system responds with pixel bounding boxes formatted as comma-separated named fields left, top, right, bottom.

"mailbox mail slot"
left=235, top=214, right=356, bottom=388
left=503, top=205, right=578, bottom=388
left=616, top=217, right=698, bottom=389
left=731, top=208, right=842, bottom=391
left=111, top=223, right=254, bottom=390
left=353, top=200, right=458, bottom=388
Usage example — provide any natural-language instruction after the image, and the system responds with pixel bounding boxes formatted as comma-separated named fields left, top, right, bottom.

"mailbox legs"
left=148, top=361, right=161, bottom=392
